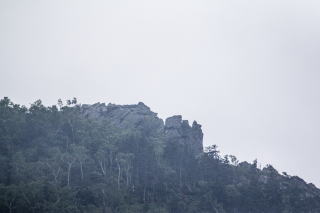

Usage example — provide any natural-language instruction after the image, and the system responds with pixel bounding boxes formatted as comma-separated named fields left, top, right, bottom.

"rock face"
left=164, top=115, right=203, bottom=155
left=81, top=102, right=203, bottom=154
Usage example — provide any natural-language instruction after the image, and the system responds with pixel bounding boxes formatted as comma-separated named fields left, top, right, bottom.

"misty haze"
left=1, top=0, right=320, bottom=212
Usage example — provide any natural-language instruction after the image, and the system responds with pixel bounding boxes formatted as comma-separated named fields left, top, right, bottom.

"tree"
left=0, top=97, right=320, bottom=213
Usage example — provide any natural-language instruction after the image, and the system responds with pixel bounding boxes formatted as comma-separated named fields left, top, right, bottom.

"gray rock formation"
left=164, top=115, right=203, bottom=155
left=81, top=102, right=163, bottom=131
left=81, top=102, right=203, bottom=155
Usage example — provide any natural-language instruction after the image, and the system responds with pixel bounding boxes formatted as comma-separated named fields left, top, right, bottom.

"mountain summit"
left=0, top=97, right=319, bottom=213
left=81, top=102, right=203, bottom=155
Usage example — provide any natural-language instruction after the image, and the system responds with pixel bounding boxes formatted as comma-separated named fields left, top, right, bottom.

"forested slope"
left=0, top=97, right=319, bottom=213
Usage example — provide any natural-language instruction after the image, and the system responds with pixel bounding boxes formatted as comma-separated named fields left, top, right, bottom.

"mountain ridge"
left=0, top=97, right=319, bottom=213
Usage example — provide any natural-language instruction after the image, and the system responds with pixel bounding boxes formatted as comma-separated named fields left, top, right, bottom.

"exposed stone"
left=165, top=115, right=182, bottom=129
left=81, top=102, right=204, bottom=155
left=164, top=115, right=203, bottom=155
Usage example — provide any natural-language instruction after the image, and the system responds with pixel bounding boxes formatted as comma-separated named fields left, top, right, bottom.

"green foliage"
left=0, top=97, right=320, bottom=213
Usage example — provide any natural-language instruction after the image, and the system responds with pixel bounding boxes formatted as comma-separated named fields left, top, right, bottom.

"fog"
left=1, top=0, right=320, bottom=186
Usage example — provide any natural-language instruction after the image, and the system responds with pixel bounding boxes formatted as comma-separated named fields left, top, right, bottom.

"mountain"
left=0, top=97, right=320, bottom=213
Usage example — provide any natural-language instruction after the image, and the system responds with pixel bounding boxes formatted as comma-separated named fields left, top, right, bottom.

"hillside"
left=0, top=97, right=320, bottom=213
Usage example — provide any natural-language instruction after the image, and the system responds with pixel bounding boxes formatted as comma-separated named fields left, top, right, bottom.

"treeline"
left=0, top=97, right=320, bottom=213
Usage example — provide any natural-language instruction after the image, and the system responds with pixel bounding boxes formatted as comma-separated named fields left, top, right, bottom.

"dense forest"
left=1, top=97, right=320, bottom=213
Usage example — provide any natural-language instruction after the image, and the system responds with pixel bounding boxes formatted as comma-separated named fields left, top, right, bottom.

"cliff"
left=81, top=102, right=203, bottom=155
left=1, top=97, right=320, bottom=213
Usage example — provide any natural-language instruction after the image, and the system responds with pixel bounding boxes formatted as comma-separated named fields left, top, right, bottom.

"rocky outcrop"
left=81, top=102, right=203, bottom=155
left=81, top=102, right=163, bottom=131
left=164, top=115, right=203, bottom=155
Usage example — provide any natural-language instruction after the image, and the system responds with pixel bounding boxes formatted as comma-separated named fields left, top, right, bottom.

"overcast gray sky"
left=1, top=0, right=320, bottom=186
